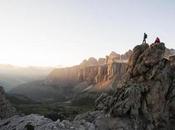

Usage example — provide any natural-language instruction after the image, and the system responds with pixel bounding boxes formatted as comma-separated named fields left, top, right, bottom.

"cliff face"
left=47, top=66, right=80, bottom=87
left=0, top=86, right=15, bottom=119
left=47, top=51, right=130, bottom=91
left=96, top=43, right=175, bottom=130
left=95, top=62, right=127, bottom=85
left=78, top=65, right=98, bottom=84
left=47, top=64, right=127, bottom=92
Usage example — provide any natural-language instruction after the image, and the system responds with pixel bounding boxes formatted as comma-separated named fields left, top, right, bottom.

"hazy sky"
left=0, top=0, right=175, bottom=67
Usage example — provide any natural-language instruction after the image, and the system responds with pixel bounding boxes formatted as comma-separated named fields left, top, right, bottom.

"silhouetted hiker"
left=142, top=33, right=147, bottom=44
left=154, top=37, right=160, bottom=43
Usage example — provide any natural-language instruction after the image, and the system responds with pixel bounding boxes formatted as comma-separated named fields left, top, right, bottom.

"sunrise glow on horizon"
left=0, top=0, right=175, bottom=67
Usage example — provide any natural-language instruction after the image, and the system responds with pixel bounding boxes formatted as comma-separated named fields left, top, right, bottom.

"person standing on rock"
left=142, top=33, right=147, bottom=44
left=154, top=37, right=160, bottom=43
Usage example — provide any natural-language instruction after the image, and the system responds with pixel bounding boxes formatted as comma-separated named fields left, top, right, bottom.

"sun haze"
left=0, top=0, right=175, bottom=67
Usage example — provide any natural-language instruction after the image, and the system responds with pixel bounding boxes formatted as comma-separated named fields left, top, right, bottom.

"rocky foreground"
left=0, top=86, right=16, bottom=119
left=0, top=43, right=175, bottom=130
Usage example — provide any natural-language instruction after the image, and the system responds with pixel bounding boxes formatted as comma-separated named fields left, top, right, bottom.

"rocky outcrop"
left=96, top=43, right=175, bottom=130
left=0, top=86, right=15, bottom=119
left=0, top=111, right=135, bottom=130
left=0, top=114, right=96, bottom=130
